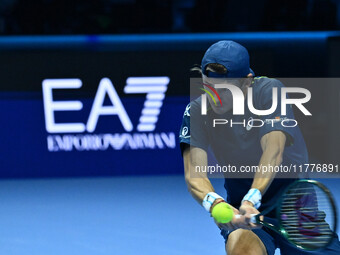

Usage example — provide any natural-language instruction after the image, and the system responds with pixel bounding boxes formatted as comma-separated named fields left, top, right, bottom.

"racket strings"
left=279, top=183, right=335, bottom=250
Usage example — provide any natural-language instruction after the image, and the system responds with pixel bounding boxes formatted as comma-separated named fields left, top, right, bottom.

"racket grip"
left=250, top=214, right=257, bottom=224
left=235, top=214, right=258, bottom=223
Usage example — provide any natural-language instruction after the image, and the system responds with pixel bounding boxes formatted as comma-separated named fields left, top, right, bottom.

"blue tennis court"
left=0, top=176, right=338, bottom=255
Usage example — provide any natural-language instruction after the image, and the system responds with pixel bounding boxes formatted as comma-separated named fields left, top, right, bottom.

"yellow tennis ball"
left=211, top=202, right=234, bottom=223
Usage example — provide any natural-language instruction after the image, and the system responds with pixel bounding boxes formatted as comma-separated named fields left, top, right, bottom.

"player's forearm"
left=183, top=147, right=217, bottom=205
left=251, top=146, right=283, bottom=195
left=241, top=148, right=283, bottom=209
left=185, top=175, right=215, bottom=204
left=250, top=131, right=286, bottom=196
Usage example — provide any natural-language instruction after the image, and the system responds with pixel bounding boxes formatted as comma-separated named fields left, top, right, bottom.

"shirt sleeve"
left=179, top=102, right=209, bottom=155
left=257, top=79, right=296, bottom=146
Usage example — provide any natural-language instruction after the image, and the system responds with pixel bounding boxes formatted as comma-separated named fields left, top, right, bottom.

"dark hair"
left=205, top=63, right=227, bottom=75
left=190, top=63, right=227, bottom=76
left=191, top=63, right=253, bottom=89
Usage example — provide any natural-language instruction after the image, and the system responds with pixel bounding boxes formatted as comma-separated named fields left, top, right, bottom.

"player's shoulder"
left=252, top=76, right=285, bottom=90
left=182, top=97, right=202, bottom=117
left=251, top=77, right=286, bottom=107
left=252, top=76, right=285, bottom=100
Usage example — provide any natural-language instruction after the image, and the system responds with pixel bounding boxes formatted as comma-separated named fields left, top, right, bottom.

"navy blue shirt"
left=179, top=77, right=309, bottom=214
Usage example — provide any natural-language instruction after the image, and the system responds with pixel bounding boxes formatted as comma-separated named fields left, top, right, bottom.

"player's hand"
left=212, top=203, right=247, bottom=231
left=239, top=200, right=262, bottom=229
left=215, top=214, right=253, bottom=231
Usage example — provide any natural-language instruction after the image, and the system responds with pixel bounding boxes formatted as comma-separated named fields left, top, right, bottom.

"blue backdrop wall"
left=0, top=32, right=339, bottom=178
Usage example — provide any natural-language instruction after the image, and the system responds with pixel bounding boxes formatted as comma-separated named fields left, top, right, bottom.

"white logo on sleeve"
left=184, top=104, right=190, bottom=117
left=181, top=126, right=188, bottom=136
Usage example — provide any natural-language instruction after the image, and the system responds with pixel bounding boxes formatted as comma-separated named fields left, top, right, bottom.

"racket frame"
left=253, top=179, right=338, bottom=251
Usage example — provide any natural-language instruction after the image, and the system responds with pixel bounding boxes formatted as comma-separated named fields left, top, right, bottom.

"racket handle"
left=235, top=214, right=258, bottom=224
left=250, top=214, right=257, bottom=224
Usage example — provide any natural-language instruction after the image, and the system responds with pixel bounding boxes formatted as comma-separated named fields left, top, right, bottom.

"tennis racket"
left=242, top=180, right=338, bottom=251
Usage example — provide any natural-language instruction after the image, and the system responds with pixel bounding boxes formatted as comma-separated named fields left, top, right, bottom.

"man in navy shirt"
left=179, top=40, right=340, bottom=254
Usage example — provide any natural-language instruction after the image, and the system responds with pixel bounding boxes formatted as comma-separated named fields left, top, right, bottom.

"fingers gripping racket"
left=248, top=180, right=338, bottom=251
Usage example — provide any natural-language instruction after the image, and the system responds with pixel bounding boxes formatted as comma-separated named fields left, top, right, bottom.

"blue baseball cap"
left=201, top=40, right=254, bottom=78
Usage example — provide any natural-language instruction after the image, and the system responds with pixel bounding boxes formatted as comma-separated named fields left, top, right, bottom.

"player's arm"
left=252, top=130, right=286, bottom=194
left=240, top=131, right=286, bottom=213
left=183, top=145, right=251, bottom=230
left=183, top=145, right=215, bottom=203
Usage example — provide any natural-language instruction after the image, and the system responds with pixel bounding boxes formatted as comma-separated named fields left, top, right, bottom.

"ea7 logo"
left=42, top=77, right=169, bottom=133
left=201, top=84, right=311, bottom=116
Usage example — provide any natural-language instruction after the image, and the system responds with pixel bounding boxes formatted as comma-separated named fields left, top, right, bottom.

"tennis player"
left=179, top=40, right=340, bottom=254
